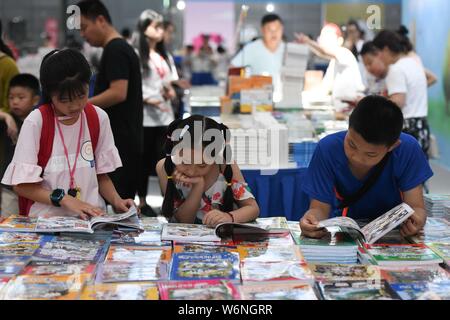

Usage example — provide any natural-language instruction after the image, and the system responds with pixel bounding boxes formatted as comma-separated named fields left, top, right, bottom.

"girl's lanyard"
left=55, top=113, right=84, bottom=199
left=150, top=54, right=166, bottom=79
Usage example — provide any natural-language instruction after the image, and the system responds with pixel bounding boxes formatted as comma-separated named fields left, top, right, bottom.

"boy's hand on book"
left=300, top=212, right=328, bottom=239
left=60, top=196, right=105, bottom=220
left=400, top=211, right=426, bottom=237
left=113, top=198, right=136, bottom=213
left=203, top=209, right=233, bottom=228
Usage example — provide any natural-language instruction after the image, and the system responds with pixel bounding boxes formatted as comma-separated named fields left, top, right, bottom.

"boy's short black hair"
left=8, top=74, right=40, bottom=96
left=39, top=48, right=92, bottom=104
left=77, top=0, right=112, bottom=24
left=372, top=30, right=407, bottom=54
left=360, top=41, right=379, bottom=56
left=349, top=95, right=404, bottom=147
left=261, top=14, right=283, bottom=27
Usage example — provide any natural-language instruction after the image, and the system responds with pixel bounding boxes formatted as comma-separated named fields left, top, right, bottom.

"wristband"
left=225, top=211, right=234, bottom=222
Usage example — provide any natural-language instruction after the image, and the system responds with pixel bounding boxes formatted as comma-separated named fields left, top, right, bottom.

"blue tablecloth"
left=241, top=167, right=310, bottom=222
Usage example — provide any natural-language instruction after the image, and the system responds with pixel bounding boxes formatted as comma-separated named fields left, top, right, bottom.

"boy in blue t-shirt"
left=300, top=95, right=433, bottom=238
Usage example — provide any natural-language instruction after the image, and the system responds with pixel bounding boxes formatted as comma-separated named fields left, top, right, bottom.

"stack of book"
left=424, top=194, right=450, bottom=217
left=364, top=243, right=443, bottom=266
left=408, top=218, right=450, bottom=244
left=295, top=232, right=359, bottom=264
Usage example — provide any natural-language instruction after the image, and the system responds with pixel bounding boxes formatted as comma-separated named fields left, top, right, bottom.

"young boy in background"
left=0, top=73, right=40, bottom=217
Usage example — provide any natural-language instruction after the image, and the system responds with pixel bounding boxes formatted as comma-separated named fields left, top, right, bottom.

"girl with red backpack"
left=1, top=49, right=135, bottom=219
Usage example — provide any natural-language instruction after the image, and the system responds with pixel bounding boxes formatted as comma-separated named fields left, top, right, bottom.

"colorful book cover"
left=0, top=243, right=40, bottom=257
left=309, top=264, right=381, bottom=282
left=173, top=242, right=238, bottom=254
left=365, top=243, right=444, bottom=265
left=99, top=261, right=169, bottom=282
left=237, top=244, right=305, bottom=263
left=255, top=217, right=289, bottom=230
left=240, top=260, right=314, bottom=283
left=32, top=237, right=108, bottom=263
left=0, top=256, right=31, bottom=277
left=238, top=281, right=318, bottom=300
left=158, top=280, right=240, bottom=300
left=111, top=231, right=171, bottom=247
left=0, top=215, right=37, bottom=232
left=388, top=282, right=433, bottom=300
left=169, top=252, right=240, bottom=281
left=1, top=274, right=89, bottom=300
left=20, top=261, right=97, bottom=277
left=230, top=232, right=295, bottom=247
left=80, top=282, right=159, bottom=300
left=295, top=232, right=357, bottom=248
left=319, top=280, right=396, bottom=300
left=427, top=243, right=450, bottom=264
left=140, top=216, right=168, bottom=232
left=0, top=232, right=47, bottom=244
left=161, top=223, right=220, bottom=242
left=381, top=265, right=450, bottom=284
left=105, top=245, right=172, bottom=264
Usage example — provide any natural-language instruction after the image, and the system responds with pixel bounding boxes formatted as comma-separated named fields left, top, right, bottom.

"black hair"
left=360, top=41, right=380, bottom=56
left=163, top=21, right=174, bottom=31
left=347, top=19, right=365, bottom=37
left=349, top=95, right=404, bottom=147
left=217, top=45, right=226, bottom=54
left=8, top=73, right=40, bottom=96
left=0, top=19, right=14, bottom=59
left=156, top=40, right=172, bottom=71
left=121, top=27, right=131, bottom=38
left=39, top=48, right=91, bottom=104
left=372, top=30, right=408, bottom=54
left=162, top=115, right=234, bottom=219
left=133, top=9, right=163, bottom=77
left=396, top=25, right=414, bottom=53
left=77, top=0, right=112, bottom=24
left=261, top=14, right=283, bottom=27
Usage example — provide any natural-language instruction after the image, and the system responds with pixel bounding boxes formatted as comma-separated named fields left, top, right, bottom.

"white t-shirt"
left=142, top=51, right=175, bottom=127
left=385, top=56, right=428, bottom=119
left=322, top=47, right=365, bottom=102
left=231, top=39, right=285, bottom=101
left=1, top=106, right=122, bottom=217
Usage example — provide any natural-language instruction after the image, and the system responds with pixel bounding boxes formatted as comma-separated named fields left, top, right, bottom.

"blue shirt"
left=302, top=131, right=433, bottom=220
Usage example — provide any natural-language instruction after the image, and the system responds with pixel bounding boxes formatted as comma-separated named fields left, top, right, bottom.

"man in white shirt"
left=296, top=23, right=365, bottom=107
left=231, top=14, right=285, bottom=101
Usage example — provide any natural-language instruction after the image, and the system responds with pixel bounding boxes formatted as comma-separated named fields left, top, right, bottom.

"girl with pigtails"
left=156, top=115, right=260, bottom=227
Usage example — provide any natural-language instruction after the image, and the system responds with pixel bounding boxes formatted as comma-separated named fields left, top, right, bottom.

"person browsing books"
left=300, top=95, right=433, bottom=239
left=156, top=115, right=260, bottom=227
left=0, top=74, right=41, bottom=217
left=1, top=49, right=136, bottom=219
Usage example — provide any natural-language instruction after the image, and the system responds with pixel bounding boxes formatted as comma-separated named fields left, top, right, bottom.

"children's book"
left=169, top=252, right=240, bottom=281
left=0, top=243, right=40, bottom=257
left=98, top=261, right=169, bottom=283
left=1, top=274, right=89, bottom=300
left=215, top=221, right=290, bottom=240
left=0, top=232, right=45, bottom=244
left=158, top=280, right=240, bottom=300
left=34, top=206, right=143, bottom=234
left=230, top=232, right=295, bottom=247
left=388, top=281, right=450, bottom=300
left=0, top=215, right=38, bottom=232
left=111, top=231, right=171, bottom=247
left=20, top=261, right=97, bottom=277
left=427, top=243, right=450, bottom=266
left=255, top=217, right=289, bottom=230
left=32, top=237, right=109, bottom=263
left=308, top=263, right=381, bottom=282
left=80, top=282, right=159, bottom=300
left=238, top=281, right=318, bottom=300
left=140, top=216, right=168, bottom=232
left=173, top=242, right=238, bottom=254
left=318, top=203, right=414, bottom=244
left=0, top=256, right=31, bottom=278
left=408, top=218, right=450, bottom=244
left=237, top=244, right=305, bottom=263
left=380, top=265, right=450, bottom=284
left=105, top=245, right=172, bottom=264
left=240, top=260, right=315, bottom=284
left=161, top=223, right=221, bottom=242
left=364, top=243, right=444, bottom=266
left=318, top=280, right=397, bottom=300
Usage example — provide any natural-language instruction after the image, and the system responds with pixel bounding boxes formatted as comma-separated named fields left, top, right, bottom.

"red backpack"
left=18, top=103, right=100, bottom=216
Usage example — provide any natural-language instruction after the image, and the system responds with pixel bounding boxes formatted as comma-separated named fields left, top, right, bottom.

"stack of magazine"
left=424, top=194, right=450, bottom=217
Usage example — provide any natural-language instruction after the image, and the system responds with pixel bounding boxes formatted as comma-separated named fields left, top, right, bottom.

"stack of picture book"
left=427, top=243, right=450, bottom=268
left=424, top=194, right=450, bottom=217
left=363, top=243, right=443, bottom=266
left=407, top=218, right=450, bottom=244
left=295, top=231, right=359, bottom=264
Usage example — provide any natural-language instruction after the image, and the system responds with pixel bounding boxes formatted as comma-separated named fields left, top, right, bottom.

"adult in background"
left=231, top=14, right=285, bottom=102
left=78, top=0, right=143, bottom=201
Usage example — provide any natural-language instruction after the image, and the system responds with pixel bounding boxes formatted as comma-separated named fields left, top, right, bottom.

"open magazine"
left=317, top=203, right=414, bottom=244
left=34, top=206, right=143, bottom=234
left=214, top=222, right=290, bottom=240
